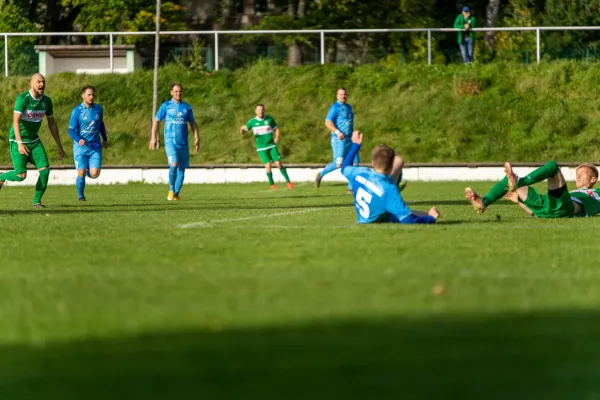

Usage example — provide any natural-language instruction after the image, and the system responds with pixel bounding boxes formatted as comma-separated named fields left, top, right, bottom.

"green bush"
left=1, top=60, right=600, bottom=165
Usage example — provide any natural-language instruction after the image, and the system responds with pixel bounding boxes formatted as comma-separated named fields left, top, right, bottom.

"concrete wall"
left=0, top=166, right=584, bottom=186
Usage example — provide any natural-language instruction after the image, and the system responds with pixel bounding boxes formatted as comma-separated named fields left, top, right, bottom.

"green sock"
left=520, top=160, right=560, bottom=186
left=280, top=168, right=290, bottom=183
left=0, top=170, right=26, bottom=182
left=33, top=168, right=50, bottom=204
left=267, top=172, right=274, bottom=185
left=483, top=176, right=509, bottom=206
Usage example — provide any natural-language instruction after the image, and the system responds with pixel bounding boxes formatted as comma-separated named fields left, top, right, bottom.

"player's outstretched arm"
left=191, top=121, right=200, bottom=152
left=150, top=119, right=159, bottom=150
left=47, top=117, right=64, bottom=160
left=13, top=112, right=30, bottom=156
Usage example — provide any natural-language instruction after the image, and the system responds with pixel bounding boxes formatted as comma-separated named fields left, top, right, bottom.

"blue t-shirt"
left=325, top=101, right=354, bottom=137
left=68, top=103, right=105, bottom=150
left=155, top=99, right=196, bottom=146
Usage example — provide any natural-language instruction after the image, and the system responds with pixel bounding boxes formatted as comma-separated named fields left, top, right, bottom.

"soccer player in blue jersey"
left=342, top=131, right=440, bottom=224
left=68, top=85, right=108, bottom=201
left=315, top=88, right=359, bottom=192
left=150, top=83, right=200, bottom=201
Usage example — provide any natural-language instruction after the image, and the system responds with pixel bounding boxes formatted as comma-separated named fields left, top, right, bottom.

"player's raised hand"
left=17, top=143, right=31, bottom=156
left=503, top=191, right=519, bottom=204
left=351, top=130, right=363, bottom=145
left=428, top=207, right=440, bottom=220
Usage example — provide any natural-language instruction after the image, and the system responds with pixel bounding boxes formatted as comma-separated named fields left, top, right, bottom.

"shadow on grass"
left=0, top=203, right=353, bottom=215
left=1, top=310, right=600, bottom=400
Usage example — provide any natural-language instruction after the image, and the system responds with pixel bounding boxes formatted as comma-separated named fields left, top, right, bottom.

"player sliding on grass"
left=150, top=83, right=200, bottom=201
left=240, top=104, right=293, bottom=189
left=465, top=161, right=600, bottom=218
left=69, top=85, right=108, bottom=202
left=0, top=73, right=65, bottom=208
left=342, top=131, right=440, bottom=224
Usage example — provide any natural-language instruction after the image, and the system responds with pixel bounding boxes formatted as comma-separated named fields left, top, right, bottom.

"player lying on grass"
left=342, top=131, right=440, bottom=224
left=465, top=161, right=600, bottom=218
left=240, top=104, right=293, bottom=190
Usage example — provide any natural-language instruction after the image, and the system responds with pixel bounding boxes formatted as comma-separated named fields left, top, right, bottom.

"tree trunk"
left=241, top=0, right=255, bottom=27
left=485, top=0, right=501, bottom=51
left=287, top=0, right=305, bottom=66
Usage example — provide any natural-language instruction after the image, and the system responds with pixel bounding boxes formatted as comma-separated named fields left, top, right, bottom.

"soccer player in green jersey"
left=240, top=104, right=294, bottom=189
left=465, top=161, right=600, bottom=218
left=0, top=73, right=65, bottom=208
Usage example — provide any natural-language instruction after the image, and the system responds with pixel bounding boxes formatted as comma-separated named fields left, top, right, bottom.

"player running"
left=150, top=83, right=199, bottom=201
left=240, top=104, right=293, bottom=189
left=0, top=73, right=65, bottom=208
left=342, top=131, right=440, bottom=224
left=68, top=85, right=108, bottom=201
left=315, top=88, right=359, bottom=192
left=465, top=161, right=600, bottom=218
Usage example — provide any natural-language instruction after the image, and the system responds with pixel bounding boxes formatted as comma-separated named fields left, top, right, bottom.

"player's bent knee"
left=15, top=172, right=26, bottom=181
left=90, top=171, right=100, bottom=179
left=170, top=162, right=179, bottom=168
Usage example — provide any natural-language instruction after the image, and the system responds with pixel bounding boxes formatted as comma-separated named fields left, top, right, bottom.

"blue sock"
left=76, top=175, right=86, bottom=199
left=168, top=165, right=177, bottom=192
left=174, top=167, right=185, bottom=196
left=320, top=162, right=339, bottom=177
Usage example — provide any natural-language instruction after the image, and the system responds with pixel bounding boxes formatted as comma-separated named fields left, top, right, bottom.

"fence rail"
left=2, top=26, right=600, bottom=76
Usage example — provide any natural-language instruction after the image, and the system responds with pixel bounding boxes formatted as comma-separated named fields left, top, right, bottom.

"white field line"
left=178, top=207, right=334, bottom=229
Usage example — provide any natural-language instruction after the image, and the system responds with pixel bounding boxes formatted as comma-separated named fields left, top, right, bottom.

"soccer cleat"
left=286, top=182, right=294, bottom=189
left=173, top=195, right=181, bottom=201
left=78, top=197, right=87, bottom=202
left=399, top=180, right=408, bottom=192
left=167, top=191, right=175, bottom=201
left=314, top=173, right=322, bottom=188
left=504, top=162, right=519, bottom=192
left=269, top=184, right=277, bottom=190
left=32, top=203, right=47, bottom=209
left=465, top=187, right=486, bottom=214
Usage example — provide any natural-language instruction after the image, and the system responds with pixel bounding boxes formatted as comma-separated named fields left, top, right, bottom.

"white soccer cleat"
left=465, top=187, right=486, bottom=214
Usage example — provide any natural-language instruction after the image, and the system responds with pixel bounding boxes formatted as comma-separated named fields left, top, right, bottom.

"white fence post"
left=109, top=33, right=114, bottom=72
left=214, top=32, right=219, bottom=71
left=536, top=28, right=540, bottom=64
left=427, top=30, right=432, bottom=65
left=320, top=31, right=325, bottom=65
left=4, top=34, right=8, bottom=77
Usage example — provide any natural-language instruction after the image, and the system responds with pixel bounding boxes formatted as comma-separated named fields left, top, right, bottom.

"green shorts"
left=9, top=140, right=49, bottom=173
left=257, top=146, right=281, bottom=163
left=520, top=186, right=574, bottom=218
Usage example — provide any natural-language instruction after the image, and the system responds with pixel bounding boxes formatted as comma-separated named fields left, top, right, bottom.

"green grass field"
left=1, top=181, right=600, bottom=399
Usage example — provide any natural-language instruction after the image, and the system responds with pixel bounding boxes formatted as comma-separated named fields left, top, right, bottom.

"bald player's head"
left=30, top=73, right=46, bottom=98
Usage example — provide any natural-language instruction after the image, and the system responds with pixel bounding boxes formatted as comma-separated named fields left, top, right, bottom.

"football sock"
left=267, top=172, right=274, bottom=185
left=279, top=168, right=290, bottom=183
left=168, top=165, right=177, bottom=192
left=320, top=162, right=338, bottom=177
left=483, top=177, right=508, bottom=206
left=0, top=170, right=26, bottom=182
left=520, top=160, right=560, bottom=186
left=33, top=168, right=50, bottom=205
left=76, top=175, right=86, bottom=199
left=174, top=167, right=185, bottom=196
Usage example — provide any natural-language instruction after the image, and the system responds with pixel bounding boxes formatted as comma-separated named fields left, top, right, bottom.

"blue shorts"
left=331, top=135, right=360, bottom=166
left=74, top=145, right=102, bottom=170
left=165, top=143, right=190, bottom=168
